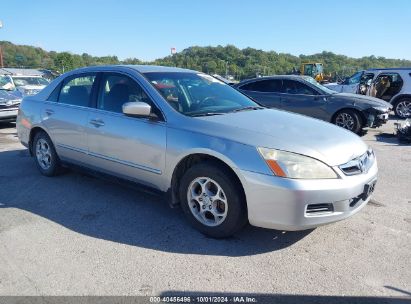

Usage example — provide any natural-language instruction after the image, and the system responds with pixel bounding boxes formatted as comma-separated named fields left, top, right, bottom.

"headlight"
left=257, top=147, right=338, bottom=179
left=372, top=106, right=390, bottom=112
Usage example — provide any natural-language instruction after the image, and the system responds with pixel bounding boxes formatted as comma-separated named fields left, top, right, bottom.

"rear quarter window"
left=47, top=82, right=62, bottom=102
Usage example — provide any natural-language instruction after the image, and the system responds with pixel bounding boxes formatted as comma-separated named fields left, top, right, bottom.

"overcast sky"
left=1, top=0, right=411, bottom=61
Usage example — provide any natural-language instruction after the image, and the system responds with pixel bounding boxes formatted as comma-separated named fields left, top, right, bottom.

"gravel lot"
left=0, top=119, right=410, bottom=302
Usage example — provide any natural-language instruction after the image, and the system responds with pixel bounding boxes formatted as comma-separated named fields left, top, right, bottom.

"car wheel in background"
left=179, top=162, right=248, bottom=238
left=333, top=109, right=362, bottom=134
left=33, top=131, right=62, bottom=176
left=393, top=98, right=411, bottom=118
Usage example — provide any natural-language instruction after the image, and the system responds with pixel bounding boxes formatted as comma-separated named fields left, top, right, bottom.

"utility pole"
left=0, top=20, right=3, bottom=68
left=225, top=61, right=228, bottom=78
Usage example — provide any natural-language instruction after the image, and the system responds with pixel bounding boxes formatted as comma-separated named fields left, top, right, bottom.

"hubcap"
left=335, top=112, right=355, bottom=130
left=396, top=100, right=411, bottom=118
left=36, top=138, right=52, bottom=170
left=187, top=177, right=228, bottom=227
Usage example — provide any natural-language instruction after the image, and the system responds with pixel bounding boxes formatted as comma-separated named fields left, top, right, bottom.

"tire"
left=333, top=109, right=362, bottom=134
left=179, top=162, right=248, bottom=238
left=32, top=131, right=62, bottom=176
left=393, top=98, right=411, bottom=118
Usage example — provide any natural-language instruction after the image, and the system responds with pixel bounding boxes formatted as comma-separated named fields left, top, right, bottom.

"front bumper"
left=0, top=108, right=18, bottom=121
left=237, top=159, right=378, bottom=231
left=366, top=111, right=390, bottom=128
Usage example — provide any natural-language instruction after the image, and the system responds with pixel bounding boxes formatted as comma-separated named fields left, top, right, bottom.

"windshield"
left=346, top=71, right=362, bottom=84
left=12, top=76, right=49, bottom=87
left=0, top=75, right=16, bottom=91
left=144, top=72, right=259, bottom=116
left=303, top=76, right=337, bottom=94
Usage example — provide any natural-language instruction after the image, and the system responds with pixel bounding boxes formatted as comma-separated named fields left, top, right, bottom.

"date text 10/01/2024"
left=149, top=296, right=257, bottom=303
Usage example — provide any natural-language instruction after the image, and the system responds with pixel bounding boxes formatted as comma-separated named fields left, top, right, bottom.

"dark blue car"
left=235, top=75, right=392, bottom=134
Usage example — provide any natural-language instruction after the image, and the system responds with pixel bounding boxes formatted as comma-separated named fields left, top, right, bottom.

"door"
left=238, top=79, right=283, bottom=108
left=280, top=79, right=328, bottom=120
left=86, top=72, right=166, bottom=190
left=42, top=73, right=97, bottom=163
left=369, top=73, right=403, bottom=101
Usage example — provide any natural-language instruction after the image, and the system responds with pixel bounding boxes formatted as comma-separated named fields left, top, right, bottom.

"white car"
left=11, top=75, right=50, bottom=96
left=325, top=68, right=411, bottom=118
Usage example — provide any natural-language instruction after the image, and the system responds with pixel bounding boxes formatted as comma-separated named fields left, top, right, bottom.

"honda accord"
left=17, top=65, right=378, bottom=238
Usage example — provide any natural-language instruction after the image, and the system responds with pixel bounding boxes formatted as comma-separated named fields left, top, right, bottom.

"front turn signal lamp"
left=257, top=147, right=338, bottom=179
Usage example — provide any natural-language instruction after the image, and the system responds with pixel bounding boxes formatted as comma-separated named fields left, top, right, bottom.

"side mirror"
left=122, top=101, right=151, bottom=117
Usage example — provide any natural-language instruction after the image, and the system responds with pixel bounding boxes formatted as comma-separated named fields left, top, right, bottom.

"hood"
left=194, top=109, right=368, bottom=166
left=334, top=93, right=392, bottom=108
left=18, top=85, right=46, bottom=91
left=0, top=89, right=23, bottom=102
left=324, top=83, right=341, bottom=89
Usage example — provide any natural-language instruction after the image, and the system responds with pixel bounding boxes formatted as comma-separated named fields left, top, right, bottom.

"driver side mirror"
left=122, top=101, right=152, bottom=117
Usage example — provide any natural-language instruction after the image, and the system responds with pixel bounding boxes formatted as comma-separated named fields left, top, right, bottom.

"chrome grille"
left=339, top=149, right=375, bottom=176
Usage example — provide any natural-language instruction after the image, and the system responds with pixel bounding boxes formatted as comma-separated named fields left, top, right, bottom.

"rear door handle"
left=45, top=109, right=54, bottom=115
left=90, top=119, right=105, bottom=127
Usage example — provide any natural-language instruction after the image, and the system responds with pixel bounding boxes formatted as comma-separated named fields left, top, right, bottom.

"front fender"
left=164, top=127, right=272, bottom=190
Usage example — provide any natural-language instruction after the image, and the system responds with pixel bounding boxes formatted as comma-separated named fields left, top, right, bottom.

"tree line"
left=1, top=41, right=411, bottom=80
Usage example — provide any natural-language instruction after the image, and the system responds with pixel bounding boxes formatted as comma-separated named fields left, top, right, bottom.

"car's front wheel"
left=393, top=98, right=411, bottom=118
left=333, top=109, right=362, bottom=134
left=33, top=131, right=62, bottom=176
left=179, top=163, right=247, bottom=238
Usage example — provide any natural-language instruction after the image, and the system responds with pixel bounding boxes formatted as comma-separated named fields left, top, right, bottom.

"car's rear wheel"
left=333, top=109, right=362, bottom=134
left=393, top=98, right=411, bottom=118
left=179, top=163, right=247, bottom=238
left=33, top=131, right=62, bottom=176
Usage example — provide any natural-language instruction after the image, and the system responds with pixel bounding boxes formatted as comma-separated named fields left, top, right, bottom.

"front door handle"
left=45, top=109, right=54, bottom=116
left=90, top=119, right=105, bottom=127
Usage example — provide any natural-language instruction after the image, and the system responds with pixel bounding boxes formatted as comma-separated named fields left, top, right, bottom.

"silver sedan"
left=17, top=65, right=378, bottom=238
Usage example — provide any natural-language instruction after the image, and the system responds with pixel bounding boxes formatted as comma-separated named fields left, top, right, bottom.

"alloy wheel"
left=396, top=100, right=411, bottom=118
left=335, top=112, right=355, bottom=130
left=36, top=138, right=52, bottom=170
left=187, top=177, right=228, bottom=227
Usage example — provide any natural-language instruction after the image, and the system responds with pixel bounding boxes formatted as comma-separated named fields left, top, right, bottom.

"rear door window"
left=58, top=74, right=96, bottom=107
left=240, top=79, right=282, bottom=93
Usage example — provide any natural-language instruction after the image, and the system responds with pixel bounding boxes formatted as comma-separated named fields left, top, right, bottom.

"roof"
left=366, top=67, right=411, bottom=71
left=61, top=64, right=198, bottom=76
left=126, top=65, right=196, bottom=73
left=237, top=74, right=307, bottom=85
left=0, top=68, right=44, bottom=76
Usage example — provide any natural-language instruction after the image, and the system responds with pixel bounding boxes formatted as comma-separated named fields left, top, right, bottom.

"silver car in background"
left=17, top=65, right=378, bottom=238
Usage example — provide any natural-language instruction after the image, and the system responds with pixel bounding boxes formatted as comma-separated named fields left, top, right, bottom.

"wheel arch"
left=391, top=94, right=411, bottom=105
left=28, top=126, right=49, bottom=156
left=169, top=152, right=247, bottom=211
left=331, top=107, right=366, bottom=126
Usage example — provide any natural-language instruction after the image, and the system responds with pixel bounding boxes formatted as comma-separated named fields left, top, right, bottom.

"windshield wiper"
left=229, top=106, right=264, bottom=113
left=190, top=112, right=225, bottom=117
